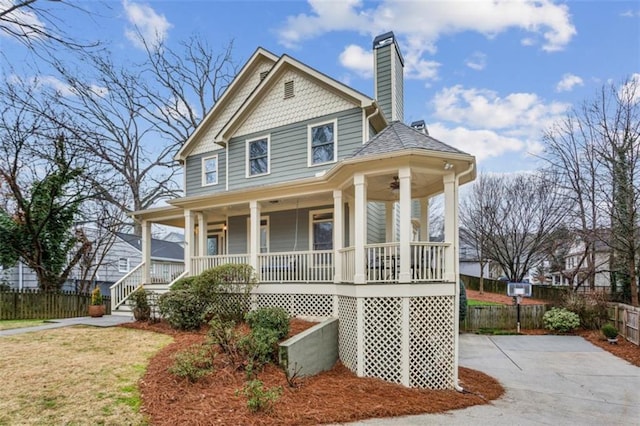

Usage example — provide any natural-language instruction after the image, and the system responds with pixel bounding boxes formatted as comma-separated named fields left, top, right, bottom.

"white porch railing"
left=186, top=243, right=449, bottom=284
left=258, top=250, right=333, bottom=283
left=191, top=255, right=250, bottom=276
left=339, top=247, right=355, bottom=283
left=339, top=242, right=451, bottom=284
left=110, top=262, right=144, bottom=310
left=150, top=261, right=185, bottom=284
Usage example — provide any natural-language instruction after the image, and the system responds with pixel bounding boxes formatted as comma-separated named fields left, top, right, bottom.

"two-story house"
left=1, top=230, right=183, bottom=296
left=112, top=32, right=476, bottom=390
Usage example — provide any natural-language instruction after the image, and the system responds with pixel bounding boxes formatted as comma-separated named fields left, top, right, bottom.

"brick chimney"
left=373, top=32, right=404, bottom=122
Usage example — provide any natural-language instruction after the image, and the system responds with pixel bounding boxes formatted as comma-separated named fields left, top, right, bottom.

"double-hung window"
left=308, top=120, right=336, bottom=166
left=247, top=136, right=270, bottom=177
left=118, top=258, right=130, bottom=273
left=202, top=155, right=218, bottom=186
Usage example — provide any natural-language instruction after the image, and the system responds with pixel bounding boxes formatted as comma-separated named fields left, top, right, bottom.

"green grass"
left=467, top=299, right=502, bottom=306
left=0, top=319, right=46, bottom=330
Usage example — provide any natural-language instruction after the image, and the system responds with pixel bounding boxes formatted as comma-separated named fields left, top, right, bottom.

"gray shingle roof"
left=116, top=232, right=184, bottom=261
left=349, top=121, right=467, bottom=159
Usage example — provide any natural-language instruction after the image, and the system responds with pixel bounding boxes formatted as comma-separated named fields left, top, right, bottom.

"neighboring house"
left=550, top=237, right=611, bottom=289
left=458, top=242, right=490, bottom=278
left=114, top=32, right=476, bottom=389
left=1, top=231, right=183, bottom=295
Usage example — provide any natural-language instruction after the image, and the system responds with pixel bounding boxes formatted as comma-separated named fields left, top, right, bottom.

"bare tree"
left=542, top=111, right=603, bottom=290
left=460, top=174, right=491, bottom=293
left=1, top=0, right=97, bottom=54
left=461, top=172, right=565, bottom=283
left=590, top=77, right=640, bottom=306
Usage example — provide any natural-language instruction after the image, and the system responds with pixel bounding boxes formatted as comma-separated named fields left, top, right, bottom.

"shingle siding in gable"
left=234, top=69, right=357, bottom=137
left=185, top=150, right=227, bottom=197
left=227, top=108, right=363, bottom=191
left=190, top=58, right=276, bottom=156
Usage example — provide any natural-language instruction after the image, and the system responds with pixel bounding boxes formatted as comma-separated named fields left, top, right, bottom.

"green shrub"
left=158, top=290, right=207, bottom=330
left=195, top=264, right=257, bottom=322
left=601, top=323, right=618, bottom=339
left=239, top=327, right=280, bottom=368
left=562, top=292, right=609, bottom=329
left=236, top=379, right=282, bottom=412
left=543, top=307, right=580, bottom=333
left=168, top=343, right=216, bottom=383
left=171, top=276, right=198, bottom=291
left=459, top=280, right=468, bottom=322
left=207, top=317, right=241, bottom=359
left=245, top=307, right=290, bottom=339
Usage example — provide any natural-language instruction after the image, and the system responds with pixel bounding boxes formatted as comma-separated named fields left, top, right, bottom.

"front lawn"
left=467, top=299, right=502, bottom=306
left=0, top=326, right=172, bottom=425
left=0, top=319, right=46, bottom=330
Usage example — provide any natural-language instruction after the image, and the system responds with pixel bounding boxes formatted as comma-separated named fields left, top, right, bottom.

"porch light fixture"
left=389, top=176, right=400, bottom=196
left=443, top=161, right=453, bottom=171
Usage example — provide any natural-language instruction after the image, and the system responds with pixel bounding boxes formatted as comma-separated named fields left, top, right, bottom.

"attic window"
left=284, top=80, right=294, bottom=99
left=259, top=70, right=269, bottom=81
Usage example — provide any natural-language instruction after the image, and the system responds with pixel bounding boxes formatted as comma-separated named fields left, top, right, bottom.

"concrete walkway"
left=351, top=334, right=640, bottom=425
left=0, top=315, right=134, bottom=337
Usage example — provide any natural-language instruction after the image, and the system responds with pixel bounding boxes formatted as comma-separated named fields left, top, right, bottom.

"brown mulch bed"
left=124, top=319, right=504, bottom=425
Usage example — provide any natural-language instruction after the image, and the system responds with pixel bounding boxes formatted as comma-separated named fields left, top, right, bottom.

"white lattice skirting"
left=246, top=284, right=457, bottom=389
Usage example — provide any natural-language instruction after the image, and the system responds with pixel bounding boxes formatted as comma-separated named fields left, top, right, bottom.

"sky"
left=1, top=0, right=639, bottom=173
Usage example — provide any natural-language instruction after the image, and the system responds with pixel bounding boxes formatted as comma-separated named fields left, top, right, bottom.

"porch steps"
left=111, top=283, right=171, bottom=317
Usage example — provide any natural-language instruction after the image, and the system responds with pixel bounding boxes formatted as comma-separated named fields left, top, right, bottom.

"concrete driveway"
left=352, top=334, right=640, bottom=425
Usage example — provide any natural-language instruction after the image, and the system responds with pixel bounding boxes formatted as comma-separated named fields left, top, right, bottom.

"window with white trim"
left=202, top=155, right=218, bottom=186
left=246, top=136, right=270, bottom=177
left=118, top=258, right=130, bottom=273
left=310, top=210, right=333, bottom=250
left=247, top=217, right=269, bottom=253
left=308, top=120, right=336, bottom=166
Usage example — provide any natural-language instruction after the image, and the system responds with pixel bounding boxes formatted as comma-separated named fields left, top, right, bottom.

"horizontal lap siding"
left=375, top=48, right=392, bottom=122
left=227, top=206, right=334, bottom=254
left=227, top=108, right=363, bottom=191
left=185, top=150, right=227, bottom=197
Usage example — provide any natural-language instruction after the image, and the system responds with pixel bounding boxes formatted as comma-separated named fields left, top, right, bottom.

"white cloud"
left=428, top=123, right=525, bottom=162
left=620, top=10, right=640, bottom=18
left=619, top=73, right=640, bottom=104
left=430, top=84, right=570, bottom=162
left=556, top=73, right=583, bottom=92
left=0, top=0, right=46, bottom=40
left=279, top=0, right=576, bottom=80
left=122, top=0, right=172, bottom=50
left=10, top=74, right=108, bottom=99
left=465, top=52, right=487, bottom=71
left=339, top=44, right=373, bottom=78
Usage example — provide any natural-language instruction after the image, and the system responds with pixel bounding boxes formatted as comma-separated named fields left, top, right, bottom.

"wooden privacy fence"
left=608, top=303, right=639, bottom=346
left=461, top=274, right=569, bottom=303
left=461, top=305, right=549, bottom=332
left=0, top=289, right=111, bottom=320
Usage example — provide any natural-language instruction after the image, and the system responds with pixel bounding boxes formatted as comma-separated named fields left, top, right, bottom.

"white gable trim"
left=175, top=47, right=279, bottom=161
left=216, top=55, right=375, bottom=143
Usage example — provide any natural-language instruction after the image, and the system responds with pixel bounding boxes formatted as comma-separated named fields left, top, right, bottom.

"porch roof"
left=350, top=121, right=468, bottom=159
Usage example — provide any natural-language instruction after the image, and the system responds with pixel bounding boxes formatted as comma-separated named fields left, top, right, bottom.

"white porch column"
left=249, top=200, right=261, bottom=274
left=354, top=173, right=367, bottom=284
left=333, top=189, right=344, bottom=283
left=443, top=173, right=456, bottom=282
left=184, top=210, right=195, bottom=275
left=420, top=197, right=430, bottom=241
left=347, top=198, right=355, bottom=247
left=141, top=220, right=152, bottom=284
left=385, top=201, right=394, bottom=242
left=197, top=212, right=206, bottom=257
left=398, top=167, right=412, bottom=283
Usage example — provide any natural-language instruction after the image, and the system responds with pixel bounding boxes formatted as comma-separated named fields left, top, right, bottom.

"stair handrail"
left=110, top=262, right=145, bottom=311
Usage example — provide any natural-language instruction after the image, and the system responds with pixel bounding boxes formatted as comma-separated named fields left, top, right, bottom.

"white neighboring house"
left=550, top=238, right=611, bottom=289
left=0, top=231, right=183, bottom=296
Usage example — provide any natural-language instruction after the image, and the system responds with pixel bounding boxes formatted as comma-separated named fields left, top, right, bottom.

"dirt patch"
left=127, top=320, right=504, bottom=425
